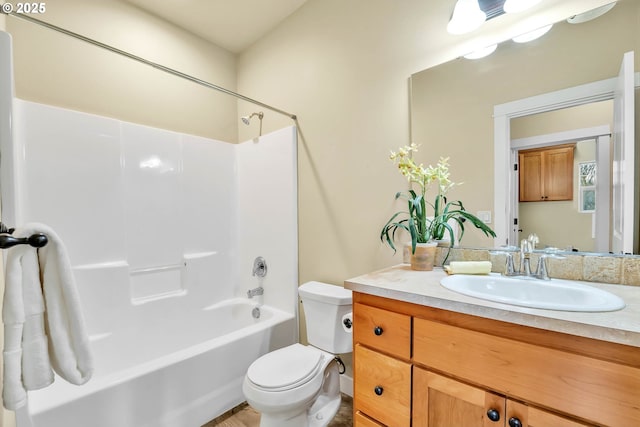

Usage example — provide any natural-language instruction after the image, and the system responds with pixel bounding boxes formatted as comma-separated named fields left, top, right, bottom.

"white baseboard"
left=340, top=374, right=353, bottom=397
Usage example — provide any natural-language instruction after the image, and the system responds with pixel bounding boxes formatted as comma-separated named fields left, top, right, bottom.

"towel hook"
left=0, top=222, right=48, bottom=249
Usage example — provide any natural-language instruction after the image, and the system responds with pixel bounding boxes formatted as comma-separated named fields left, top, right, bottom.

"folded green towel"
left=444, top=261, right=492, bottom=275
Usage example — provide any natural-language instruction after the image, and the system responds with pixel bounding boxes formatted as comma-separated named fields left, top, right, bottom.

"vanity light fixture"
left=512, top=24, right=553, bottom=43
left=447, top=0, right=486, bottom=35
left=567, top=2, right=616, bottom=24
left=503, top=0, right=542, bottom=14
left=464, top=43, right=498, bottom=59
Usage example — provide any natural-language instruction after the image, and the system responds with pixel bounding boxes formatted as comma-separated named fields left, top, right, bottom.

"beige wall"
left=238, top=0, right=431, bottom=284
left=411, top=0, right=639, bottom=251
left=6, top=0, right=238, bottom=142
left=239, top=0, right=640, bottom=285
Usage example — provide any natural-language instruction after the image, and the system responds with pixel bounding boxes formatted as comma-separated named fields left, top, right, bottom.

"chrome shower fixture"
left=241, top=111, right=263, bottom=125
left=241, top=111, right=264, bottom=136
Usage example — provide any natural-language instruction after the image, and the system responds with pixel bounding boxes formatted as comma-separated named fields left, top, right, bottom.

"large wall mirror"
left=410, top=0, right=639, bottom=255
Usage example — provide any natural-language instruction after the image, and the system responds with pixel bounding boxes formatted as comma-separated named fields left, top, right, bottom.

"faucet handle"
left=534, top=253, right=565, bottom=280
left=535, top=256, right=550, bottom=280
left=521, top=257, right=532, bottom=276
left=489, top=249, right=517, bottom=276
left=252, top=256, right=267, bottom=277
left=505, top=253, right=516, bottom=275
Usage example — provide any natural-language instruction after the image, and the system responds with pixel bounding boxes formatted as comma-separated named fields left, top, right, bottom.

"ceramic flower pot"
left=409, top=241, right=438, bottom=271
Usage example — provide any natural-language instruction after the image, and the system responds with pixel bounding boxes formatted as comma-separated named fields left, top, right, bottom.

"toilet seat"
left=247, top=344, right=325, bottom=392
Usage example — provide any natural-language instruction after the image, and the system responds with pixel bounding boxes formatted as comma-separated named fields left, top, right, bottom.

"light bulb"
left=447, top=0, right=486, bottom=35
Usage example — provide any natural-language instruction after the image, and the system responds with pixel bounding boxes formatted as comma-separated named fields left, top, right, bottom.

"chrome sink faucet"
left=519, top=238, right=533, bottom=276
left=503, top=250, right=551, bottom=280
left=502, top=233, right=556, bottom=280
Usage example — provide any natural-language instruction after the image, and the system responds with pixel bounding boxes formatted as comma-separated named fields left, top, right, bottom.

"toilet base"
left=258, top=394, right=341, bottom=427
left=307, top=393, right=341, bottom=427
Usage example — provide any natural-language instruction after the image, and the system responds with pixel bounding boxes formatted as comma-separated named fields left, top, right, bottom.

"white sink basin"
left=440, top=274, right=625, bottom=312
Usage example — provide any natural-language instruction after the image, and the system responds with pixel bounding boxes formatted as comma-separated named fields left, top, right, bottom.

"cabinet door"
left=543, top=146, right=573, bottom=201
left=507, top=400, right=595, bottom=427
left=354, top=344, right=412, bottom=427
left=413, top=367, right=505, bottom=427
left=519, top=151, right=544, bottom=202
left=519, top=145, right=574, bottom=202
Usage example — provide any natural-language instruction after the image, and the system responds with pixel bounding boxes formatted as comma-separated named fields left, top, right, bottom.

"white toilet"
left=242, top=281, right=353, bottom=427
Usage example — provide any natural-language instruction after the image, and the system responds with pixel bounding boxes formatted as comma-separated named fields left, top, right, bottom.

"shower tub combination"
left=1, top=35, right=299, bottom=426
left=4, top=100, right=299, bottom=427
left=18, top=299, right=295, bottom=427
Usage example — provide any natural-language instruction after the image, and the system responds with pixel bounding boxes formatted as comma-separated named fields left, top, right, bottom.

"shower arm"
left=3, top=11, right=298, bottom=121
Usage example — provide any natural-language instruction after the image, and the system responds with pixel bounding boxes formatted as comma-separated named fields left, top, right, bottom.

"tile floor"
left=202, top=394, right=353, bottom=427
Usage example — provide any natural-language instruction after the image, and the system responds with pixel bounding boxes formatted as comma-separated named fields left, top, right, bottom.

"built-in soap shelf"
left=73, top=260, right=129, bottom=271
left=73, top=253, right=220, bottom=306
left=184, top=251, right=218, bottom=260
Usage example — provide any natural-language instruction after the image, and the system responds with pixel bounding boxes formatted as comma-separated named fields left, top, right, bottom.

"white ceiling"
left=123, top=0, right=309, bottom=53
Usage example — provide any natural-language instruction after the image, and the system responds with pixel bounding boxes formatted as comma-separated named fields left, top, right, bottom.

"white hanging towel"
left=2, top=223, right=93, bottom=410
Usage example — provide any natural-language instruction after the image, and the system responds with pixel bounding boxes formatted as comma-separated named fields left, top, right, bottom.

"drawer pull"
left=374, top=386, right=384, bottom=396
left=486, top=409, right=500, bottom=422
left=508, top=417, right=522, bottom=427
left=374, top=326, right=384, bottom=336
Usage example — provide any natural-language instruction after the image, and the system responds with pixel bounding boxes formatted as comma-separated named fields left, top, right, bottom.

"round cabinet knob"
left=509, top=417, right=523, bottom=427
left=374, top=326, right=383, bottom=336
left=486, top=409, right=500, bottom=422
left=374, top=386, right=384, bottom=396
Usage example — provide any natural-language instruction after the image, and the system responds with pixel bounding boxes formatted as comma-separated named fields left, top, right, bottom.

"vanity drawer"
left=354, top=411, right=385, bottom=427
left=413, top=317, right=640, bottom=427
left=354, top=344, right=411, bottom=427
left=354, top=302, right=411, bottom=359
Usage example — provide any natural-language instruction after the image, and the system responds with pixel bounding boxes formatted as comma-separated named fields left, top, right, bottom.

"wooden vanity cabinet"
left=519, top=144, right=574, bottom=202
left=352, top=292, right=640, bottom=427
left=413, top=368, right=591, bottom=427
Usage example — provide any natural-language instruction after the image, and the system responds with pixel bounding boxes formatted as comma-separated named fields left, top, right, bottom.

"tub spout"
left=247, top=287, right=264, bottom=298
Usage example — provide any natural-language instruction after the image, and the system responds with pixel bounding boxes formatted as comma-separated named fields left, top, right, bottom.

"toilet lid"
left=247, top=344, right=324, bottom=391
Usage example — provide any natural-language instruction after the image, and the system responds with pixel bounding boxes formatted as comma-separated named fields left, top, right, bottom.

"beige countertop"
left=344, top=264, right=640, bottom=348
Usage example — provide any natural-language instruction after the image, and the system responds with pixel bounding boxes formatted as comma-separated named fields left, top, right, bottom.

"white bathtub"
left=16, top=299, right=295, bottom=427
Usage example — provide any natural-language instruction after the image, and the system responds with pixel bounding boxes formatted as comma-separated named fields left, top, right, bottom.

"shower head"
left=241, top=111, right=264, bottom=125
left=241, top=112, right=265, bottom=137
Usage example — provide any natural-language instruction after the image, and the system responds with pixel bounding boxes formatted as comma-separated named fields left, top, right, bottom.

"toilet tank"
left=298, top=281, right=353, bottom=354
